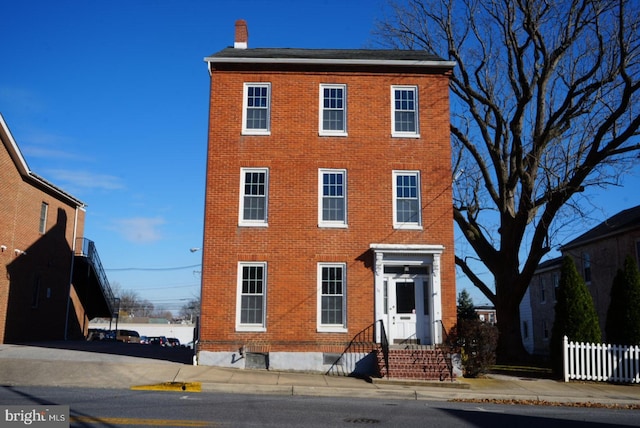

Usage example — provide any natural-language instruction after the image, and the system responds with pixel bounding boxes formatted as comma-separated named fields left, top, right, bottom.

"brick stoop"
left=378, top=346, right=456, bottom=381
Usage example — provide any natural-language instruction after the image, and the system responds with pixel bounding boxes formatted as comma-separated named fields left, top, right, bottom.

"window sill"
left=317, top=327, right=348, bottom=333
left=238, top=223, right=269, bottom=228
left=393, top=224, right=423, bottom=230
left=236, top=326, right=266, bottom=332
left=391, top=133, right=421, bottom=139
left=241, top=130, right=271, bottom=136
left=319, top=131, right=348, bottom=137
left=318, top=223, right=348, bottom=229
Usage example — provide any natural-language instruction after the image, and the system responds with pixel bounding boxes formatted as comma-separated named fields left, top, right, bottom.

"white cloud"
left=112, top=217, right=165, bottom=244
left=43, top=169, right=125, bottom=190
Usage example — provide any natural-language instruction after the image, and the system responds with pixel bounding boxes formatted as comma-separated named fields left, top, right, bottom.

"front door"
left=387, top=276, right=431, bottom=344
left=388, top=278, right=417, bottom=343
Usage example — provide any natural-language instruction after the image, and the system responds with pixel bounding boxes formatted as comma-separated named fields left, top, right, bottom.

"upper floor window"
left=391, top=86, right=419, bottom=137
left=582, top=253, right=591, bottom=283
left=39, top=202, right=48, bottom=234
left=539, top=278, right=546, bottom=303
left=319, top=84, right=346, bottom=136
left=242, top=83, right=271, bottom=135
left=318, top=169, right=347, bottom=227
left=239, top=168, right=268, bottom=226
left=237, top=262, right=267, bottom=331
left=318, top=263, right=347, bottom=332
left=393, top=171, right=421, bottom=229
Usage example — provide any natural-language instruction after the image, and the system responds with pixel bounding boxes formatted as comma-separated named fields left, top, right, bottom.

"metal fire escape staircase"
left=73, top=238, right=116, bottom=320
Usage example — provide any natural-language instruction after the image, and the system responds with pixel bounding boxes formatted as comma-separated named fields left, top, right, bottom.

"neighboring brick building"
left=0, top=114, right=114, bottom=343
left=198, top=21, right=457, bottom=373
left=522, top=205, right=640, bottom=356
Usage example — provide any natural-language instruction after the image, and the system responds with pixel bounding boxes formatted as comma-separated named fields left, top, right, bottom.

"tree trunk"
left=494, top=291, right=528, bottom=364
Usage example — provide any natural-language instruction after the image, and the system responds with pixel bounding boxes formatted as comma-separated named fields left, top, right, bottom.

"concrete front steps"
left=378, top=345, right=456, bottom=381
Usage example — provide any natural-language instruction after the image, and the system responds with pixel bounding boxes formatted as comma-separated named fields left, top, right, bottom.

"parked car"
left=115, top=329, right=141, bottom=344
left=148, top=336, right=168, bottom=346
left=139, top=335, right=149, bottom=345
left=167, top=338, right=180, bottom=347
left=87, top=329, right=109, bottom=341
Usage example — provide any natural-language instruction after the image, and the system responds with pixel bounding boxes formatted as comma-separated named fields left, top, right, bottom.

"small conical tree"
left=550, top=256, right=602, bottom=374
left=457, top=290, right=477, bottom=321
left=605, top=255, right=640, bottom=346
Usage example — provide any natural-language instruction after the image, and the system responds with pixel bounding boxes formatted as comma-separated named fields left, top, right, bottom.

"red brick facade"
left=199, top=26, right=456, bottom=371
left=0, top=115, right=88, bottom=343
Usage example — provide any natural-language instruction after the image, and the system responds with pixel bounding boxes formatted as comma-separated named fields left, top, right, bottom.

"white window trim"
left=318, top=168, right=348, bottom=228
left=317, top=263, right=347, bottom=332
left=242, top=83, right=271, bottom=136
left=391, top=85, right=420, bottom=138
left=236, top=262, right=267, bottom=332
left=319, top=84, right=347, bottom=136
left=393, top=170, right=422, bottom=229
left=239, top=167, right=269, bottom=227
left=39, top=202, right=48, bottom=234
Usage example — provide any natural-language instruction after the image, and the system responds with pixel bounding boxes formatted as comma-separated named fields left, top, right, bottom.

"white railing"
left=563, top=335, right=640, bottom=383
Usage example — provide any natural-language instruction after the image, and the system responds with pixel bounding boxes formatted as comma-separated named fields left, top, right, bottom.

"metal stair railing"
left=326, top=320, right=389, bottom=378
left=76, top=238, right=115, bottom=314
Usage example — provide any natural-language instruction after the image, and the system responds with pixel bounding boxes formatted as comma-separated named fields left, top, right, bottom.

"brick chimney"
left=234, top=19, right=248, bottom=49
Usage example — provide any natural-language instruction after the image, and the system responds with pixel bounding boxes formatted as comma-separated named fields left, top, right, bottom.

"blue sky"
left=1, top=0, right=637, bottom=312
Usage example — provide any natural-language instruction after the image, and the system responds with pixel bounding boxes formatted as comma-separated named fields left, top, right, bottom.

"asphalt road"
left=1, top=385, right=638, bottom=427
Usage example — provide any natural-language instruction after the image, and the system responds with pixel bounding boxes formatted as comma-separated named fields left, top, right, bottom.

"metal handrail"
left=436, top=319, right=455, bottom=381
left=76, top=238, right=115, bottom=313
left=326, top=320, right=389, bottom=378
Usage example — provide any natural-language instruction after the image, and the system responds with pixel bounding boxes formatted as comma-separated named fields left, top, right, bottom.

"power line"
left=106, top=264, right=201, bottom=272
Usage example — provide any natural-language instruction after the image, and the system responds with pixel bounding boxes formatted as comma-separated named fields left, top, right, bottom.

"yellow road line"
left=130, top=382, right=202, bottom=392
left=70, top=416, right=215, bottom=426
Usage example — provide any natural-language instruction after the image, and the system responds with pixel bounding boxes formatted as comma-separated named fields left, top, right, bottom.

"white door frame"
left=387, top=275, right=432, bottom=344
left=371, top=244, right=444, bottom=345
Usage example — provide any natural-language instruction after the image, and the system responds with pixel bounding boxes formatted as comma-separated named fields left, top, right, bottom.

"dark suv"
left=148, top=336, right=168, bottom=346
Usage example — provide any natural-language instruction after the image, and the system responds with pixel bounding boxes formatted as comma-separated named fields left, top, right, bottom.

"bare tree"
left=378, top=0, right=640, bottom=361
left=179, top=298, right=200, bottom=323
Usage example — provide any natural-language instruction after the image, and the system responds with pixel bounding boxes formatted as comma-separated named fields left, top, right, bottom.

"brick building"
left=198, top=21, right=457, bottom=374
left=0, top=114, right=114, bottom=343
left=522, top=205, right=640, bottom=356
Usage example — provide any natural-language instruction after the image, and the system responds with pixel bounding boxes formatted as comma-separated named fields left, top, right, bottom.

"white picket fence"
left=563, top=335, right=640, bottom=383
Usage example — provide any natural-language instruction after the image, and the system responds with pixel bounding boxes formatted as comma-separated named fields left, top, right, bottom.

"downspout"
left=64, top=206, right=80, bottom=340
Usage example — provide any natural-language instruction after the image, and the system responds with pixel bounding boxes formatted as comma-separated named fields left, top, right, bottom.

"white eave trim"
left=0, top=113, right=86, bottom=209
left=205, top=56, right=456, bottom=69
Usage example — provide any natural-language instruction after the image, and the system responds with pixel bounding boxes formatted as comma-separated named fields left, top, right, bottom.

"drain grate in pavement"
left=344, top=418, right=380, bottom=424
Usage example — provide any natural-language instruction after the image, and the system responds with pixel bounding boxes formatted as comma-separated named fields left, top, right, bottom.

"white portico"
left=371, top=244, right=444, bottom=346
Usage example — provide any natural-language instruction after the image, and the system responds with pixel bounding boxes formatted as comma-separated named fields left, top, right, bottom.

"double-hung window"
left=239, top=168, right=269, bottom=226
left=318, top=263, right=347, bottom=332
left=237, top=262, right=267, bottom=331
left=391, top=86, right=419, bottom=137
left=393, top=170, right=422, bottom=229
left=318, top=169, right=347, bottom=227
left=242, top=83, right=271, bottom=135
left=39, top=202, right=48, bottom=234
left=319, top=84, right=347, bottom=136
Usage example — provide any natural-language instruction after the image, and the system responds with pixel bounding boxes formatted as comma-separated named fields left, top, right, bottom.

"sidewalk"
left=0, top=343, right=639, bottom=407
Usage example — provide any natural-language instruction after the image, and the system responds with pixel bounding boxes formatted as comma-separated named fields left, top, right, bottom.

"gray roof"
left=561, top=205, right=640, bottom=250
left=205, top=48, right=454, bottom=68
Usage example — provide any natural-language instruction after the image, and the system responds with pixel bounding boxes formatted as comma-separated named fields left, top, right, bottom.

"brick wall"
left=201, top=66, right=455, bottom=353
left=0, top=133, right=86, bottom=343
